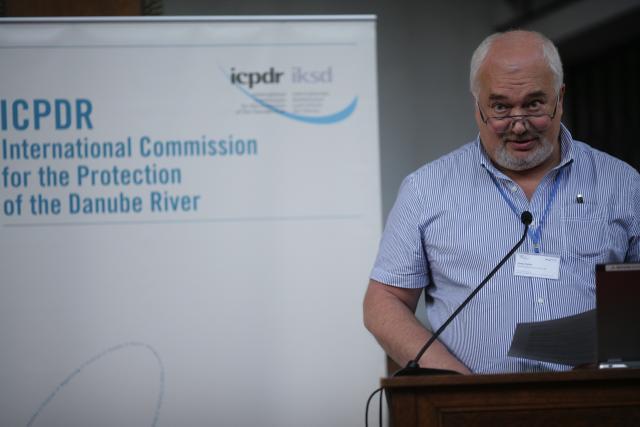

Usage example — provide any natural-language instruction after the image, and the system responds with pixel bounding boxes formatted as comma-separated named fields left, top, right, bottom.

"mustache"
left=502, top=132, right=541, bottom=142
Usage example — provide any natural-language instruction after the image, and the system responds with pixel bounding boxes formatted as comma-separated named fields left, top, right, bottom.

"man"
left=363, top=30, right=640, bottom=374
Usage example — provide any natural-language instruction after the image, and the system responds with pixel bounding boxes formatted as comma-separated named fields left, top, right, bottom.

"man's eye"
left=527, top=100, right=543, bottom=110
left=492, top=104, right=508, bottom=114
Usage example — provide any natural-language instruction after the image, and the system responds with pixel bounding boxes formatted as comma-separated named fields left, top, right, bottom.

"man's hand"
left=363, top=279, right=472, bottom=375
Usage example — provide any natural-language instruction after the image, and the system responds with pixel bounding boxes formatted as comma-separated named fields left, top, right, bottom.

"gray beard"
left=493, top=135, right=555, bottom=171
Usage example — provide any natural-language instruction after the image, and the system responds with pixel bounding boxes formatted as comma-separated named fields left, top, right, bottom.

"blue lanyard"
left=489, top=169, right=563, bottom=253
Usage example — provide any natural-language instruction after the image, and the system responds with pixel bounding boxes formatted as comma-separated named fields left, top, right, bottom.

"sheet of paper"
left=508, top=309, right=597, bottom=366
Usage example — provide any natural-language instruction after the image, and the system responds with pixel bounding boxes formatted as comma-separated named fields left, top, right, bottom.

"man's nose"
left=510, top=118, right=528, bottom=135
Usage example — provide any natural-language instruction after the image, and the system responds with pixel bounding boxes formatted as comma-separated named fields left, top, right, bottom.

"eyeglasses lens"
left=489, top=115, right=552, bottom=133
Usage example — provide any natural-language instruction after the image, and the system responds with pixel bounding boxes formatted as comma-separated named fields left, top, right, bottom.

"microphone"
left=394, top=210, right=533, bottom=376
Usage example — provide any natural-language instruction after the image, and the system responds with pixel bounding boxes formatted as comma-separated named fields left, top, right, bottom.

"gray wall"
left=164, top=0, right=640, bottom=218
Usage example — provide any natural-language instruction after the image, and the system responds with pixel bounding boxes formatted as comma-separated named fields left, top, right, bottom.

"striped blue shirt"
left=371, top=124, right=640, bottom=374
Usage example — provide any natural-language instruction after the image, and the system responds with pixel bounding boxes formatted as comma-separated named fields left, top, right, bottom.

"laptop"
left=596, top=263, right=640, bottom=369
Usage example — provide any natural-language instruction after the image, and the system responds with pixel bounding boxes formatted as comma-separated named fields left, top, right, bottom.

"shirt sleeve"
left=625, top=170, right=640, bottom=262
left=370, top=173, right=430, bottom=289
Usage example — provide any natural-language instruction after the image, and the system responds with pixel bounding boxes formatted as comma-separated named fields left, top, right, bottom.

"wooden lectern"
left=382, top=369, right=640, bottom=426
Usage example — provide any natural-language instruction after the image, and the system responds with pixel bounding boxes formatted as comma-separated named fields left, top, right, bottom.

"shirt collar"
left=476, top=122, right=575, bottom=177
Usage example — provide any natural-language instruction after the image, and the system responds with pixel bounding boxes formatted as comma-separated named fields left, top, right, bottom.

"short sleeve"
left=625, top=171, right=640, bottom=262
left=370, top=173, right=430, bottom=289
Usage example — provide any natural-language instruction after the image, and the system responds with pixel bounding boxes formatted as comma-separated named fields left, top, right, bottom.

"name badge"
left=514, top=253, right=560, bottom=280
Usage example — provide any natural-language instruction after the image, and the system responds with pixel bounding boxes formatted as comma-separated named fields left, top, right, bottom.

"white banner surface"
left=0, top=17, right=382, bottom=426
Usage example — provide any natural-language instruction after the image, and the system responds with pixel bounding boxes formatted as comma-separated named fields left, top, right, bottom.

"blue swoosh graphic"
left=225, top=69, right=357, bottom=124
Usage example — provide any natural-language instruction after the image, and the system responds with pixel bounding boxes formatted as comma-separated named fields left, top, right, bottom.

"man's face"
left=475, top=42, right=564, bottom=175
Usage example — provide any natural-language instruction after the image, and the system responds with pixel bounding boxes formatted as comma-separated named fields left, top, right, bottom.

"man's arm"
left=363, top=279, right=472, bottom=374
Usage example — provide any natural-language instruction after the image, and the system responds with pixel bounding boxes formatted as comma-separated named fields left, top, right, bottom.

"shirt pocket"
left=561, top=201, right=608, bottom=262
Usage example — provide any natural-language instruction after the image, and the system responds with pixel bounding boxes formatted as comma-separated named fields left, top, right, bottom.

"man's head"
left=469, top=30, right=564, bottom=175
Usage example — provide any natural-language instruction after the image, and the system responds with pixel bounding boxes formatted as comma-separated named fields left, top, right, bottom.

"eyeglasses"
left=478, top=95, right=559, bottom=134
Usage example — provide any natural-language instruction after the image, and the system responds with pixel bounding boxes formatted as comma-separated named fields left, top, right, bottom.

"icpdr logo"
left=225, top=66, right=356, bottom=125
left=229, top=67, right=333, bottom=88
left=229, top=67, right=284, bottom=89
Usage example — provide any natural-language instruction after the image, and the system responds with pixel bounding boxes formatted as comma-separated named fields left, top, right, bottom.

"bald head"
left=469, top=30, right=563, bottom=99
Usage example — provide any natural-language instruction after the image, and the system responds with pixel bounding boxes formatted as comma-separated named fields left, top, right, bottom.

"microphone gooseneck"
left=395, top=211, right=533, bottom=376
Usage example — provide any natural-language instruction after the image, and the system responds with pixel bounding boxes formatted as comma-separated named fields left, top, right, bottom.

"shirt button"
left=510, top=185, right=518, bottom=192
left=537, top=297, right=545, bottom=304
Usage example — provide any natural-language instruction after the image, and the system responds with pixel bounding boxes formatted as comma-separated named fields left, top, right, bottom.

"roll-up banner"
left=0, top=16, right=382, bottom=426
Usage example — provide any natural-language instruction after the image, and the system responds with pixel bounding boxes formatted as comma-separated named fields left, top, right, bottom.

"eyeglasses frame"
left=477, top=93, right=560, bottom=133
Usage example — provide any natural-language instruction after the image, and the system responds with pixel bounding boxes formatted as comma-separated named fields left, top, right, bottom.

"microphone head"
left=521, top=211, right=533, bottom=225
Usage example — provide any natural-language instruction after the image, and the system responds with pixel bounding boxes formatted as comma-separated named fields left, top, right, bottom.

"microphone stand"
left=394, top=211, right=533, bottom=376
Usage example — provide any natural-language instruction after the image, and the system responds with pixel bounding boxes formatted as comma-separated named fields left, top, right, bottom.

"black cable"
left=365, top=386, right=383, bottom=427
left=378, top=383, right=383, bottom=427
